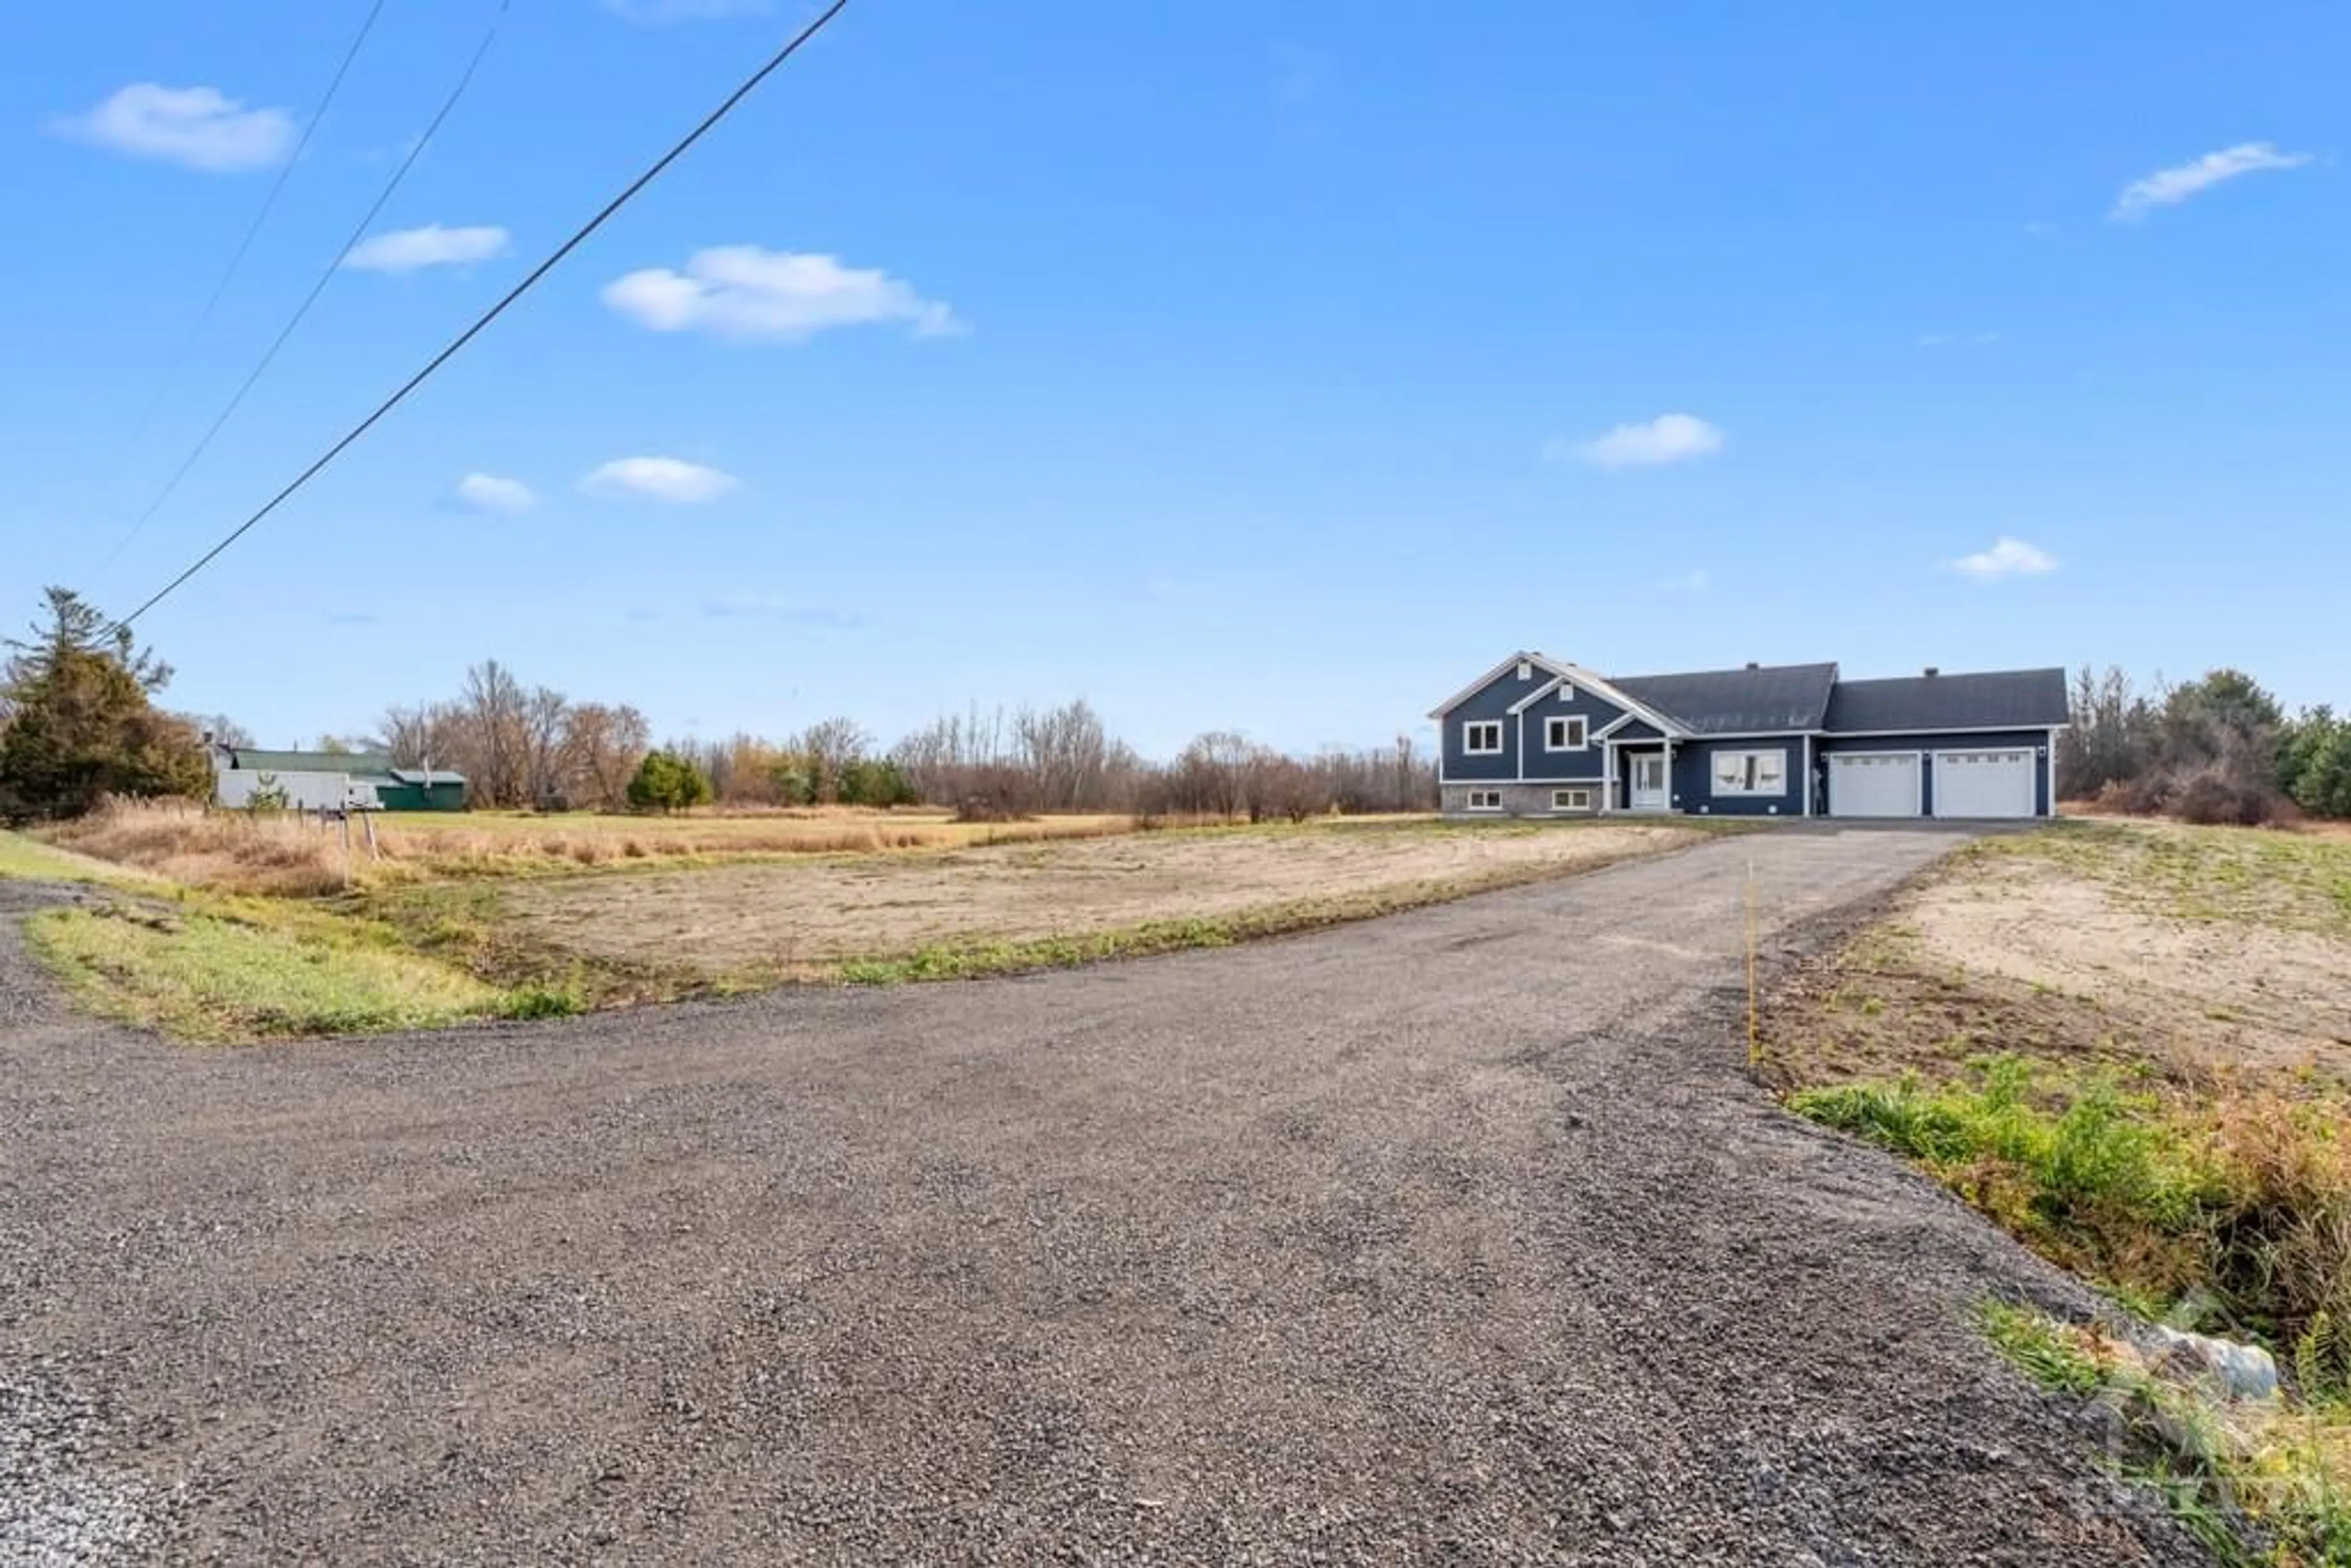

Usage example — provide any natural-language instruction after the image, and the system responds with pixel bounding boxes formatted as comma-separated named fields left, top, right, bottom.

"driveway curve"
left=1, top=827, right=2202, bottom=1564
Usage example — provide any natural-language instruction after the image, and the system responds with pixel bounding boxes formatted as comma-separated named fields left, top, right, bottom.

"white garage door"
left=1828, top=752, right=1921, bottom=818
left=1932, top=749, right=2037, bottom=819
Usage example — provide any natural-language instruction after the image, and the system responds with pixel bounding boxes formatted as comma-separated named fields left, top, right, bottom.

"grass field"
left=1764, top=819, right=2351, bottom=1561
left=40, top=800, right=1147, bottom=896
left=7, top=811, right=1719, bottom=1040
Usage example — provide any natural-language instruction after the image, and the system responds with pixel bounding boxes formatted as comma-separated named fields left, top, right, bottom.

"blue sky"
left=2, top=1, right=2342, bottom=755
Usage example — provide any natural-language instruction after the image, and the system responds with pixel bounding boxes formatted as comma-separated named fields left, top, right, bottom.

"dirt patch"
left=499, top=821, right=1701, bottom=977
left=1763, top=826, right=2351, bottom=1087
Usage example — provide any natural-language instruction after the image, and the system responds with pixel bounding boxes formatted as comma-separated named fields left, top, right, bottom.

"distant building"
left=204, top=741, right=467, bottom=812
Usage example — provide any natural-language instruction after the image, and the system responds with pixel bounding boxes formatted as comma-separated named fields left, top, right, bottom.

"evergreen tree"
left=0, top=588, right=209, bottom=822
left=624, top=749, right=713, bottom=813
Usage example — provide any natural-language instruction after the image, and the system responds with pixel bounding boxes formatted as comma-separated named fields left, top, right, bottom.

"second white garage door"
left=1932, top=748, right=2038, bottom=819
left=1828, top=752, right=1921, bottom=818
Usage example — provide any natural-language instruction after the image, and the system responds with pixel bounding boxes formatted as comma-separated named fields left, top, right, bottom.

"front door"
left=1630, top=752, right=1669, bottom=811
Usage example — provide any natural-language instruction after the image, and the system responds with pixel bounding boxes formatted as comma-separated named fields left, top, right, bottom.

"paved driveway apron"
left=1, top=828, right=2202, bottom=1564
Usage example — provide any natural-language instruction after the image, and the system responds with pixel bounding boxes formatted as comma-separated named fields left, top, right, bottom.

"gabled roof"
left=221, top=748, right=397, bottom=777
left=1610, top=662, right=1839, bottom=735
left=1824, top=667, right=2069, bottom=733
left=1427, top=650, right=1569, bottom=718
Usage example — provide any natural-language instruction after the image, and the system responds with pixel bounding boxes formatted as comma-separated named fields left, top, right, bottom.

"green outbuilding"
left=372, top=768, right=469, bottom=812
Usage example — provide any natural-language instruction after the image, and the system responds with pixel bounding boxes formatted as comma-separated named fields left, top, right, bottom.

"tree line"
left=0, top=593, right=1436, bottom=823
left=2057, top=666, right=2350, bottom=823
left=375, top=664, right=1438, bottom=819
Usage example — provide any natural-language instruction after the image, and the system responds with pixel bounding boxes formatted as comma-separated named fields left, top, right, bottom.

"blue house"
left=1430, top=652, right=2068, bottom=820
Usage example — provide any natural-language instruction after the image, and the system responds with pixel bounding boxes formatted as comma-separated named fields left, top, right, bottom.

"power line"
left=114, top=0, right=391, bottom=463
left=112, top=0, right=857, bottom=634
left=94, top=1, right=512, bottom=582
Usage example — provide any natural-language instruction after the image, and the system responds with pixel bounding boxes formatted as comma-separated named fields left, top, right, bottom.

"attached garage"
left=1827, top=752, right=1921, bottom=819
left=1932, top=748, right=2037, bottom=819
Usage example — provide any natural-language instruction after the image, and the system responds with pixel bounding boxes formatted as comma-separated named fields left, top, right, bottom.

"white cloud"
left=454, top=473, right=537, bottom=514
left=1656, top=569, right=1710, bottom=592
left=51, top=83, right=294, bottom=172
left=700, top=597, right=864, bottom=627
left=345, top=224, right=509, bottom=273
left=603, top=247, right=962, bottom=342
left=603, top=0, right=769, bottom=20
left=2112, top=142, right=2314, bottom=220
left=1551, top=413, right=1724, bottom=470
left=581, top=457, right=740, bottom=504
left=1949, top=536, right=2060, bottom=582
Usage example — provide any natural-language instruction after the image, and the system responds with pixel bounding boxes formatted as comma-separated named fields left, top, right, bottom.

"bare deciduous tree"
left=793, top=716, right=871, bottom=805
left=566, top=703, right=650, bottom=811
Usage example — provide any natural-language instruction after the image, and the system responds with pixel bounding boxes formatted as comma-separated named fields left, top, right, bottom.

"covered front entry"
left=1629, top=752, right=1670, bottom=811
left=1608, top=744, right=1671, bottom=812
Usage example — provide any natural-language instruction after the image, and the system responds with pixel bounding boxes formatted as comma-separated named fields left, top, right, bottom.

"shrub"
left=2170, top=770, right=2285, bottom=828
left=624, top=750, right=713, bottom=814
left=1793, top=1057, right=2351, bottom=1397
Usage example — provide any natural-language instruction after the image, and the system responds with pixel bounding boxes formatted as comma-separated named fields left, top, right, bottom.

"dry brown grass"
left=43, top=800, right=1150, bottom=895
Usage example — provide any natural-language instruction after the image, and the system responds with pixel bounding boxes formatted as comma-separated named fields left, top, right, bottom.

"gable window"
left=1516, top=661, right=1532, bottom=680
left=1462, top=720, right=1504, bottom=755
left=1551, top=788, right=1592, bottom=812
left=1712, top=748, right=1788, bottom=796
left=1466, top=789, right=1504, bottom=811
left=1543, top=715, right=1589, bottom=751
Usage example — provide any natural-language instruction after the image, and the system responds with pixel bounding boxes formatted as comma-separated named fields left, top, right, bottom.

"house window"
left=1516, top=661, right=1532, bottom=680
left=1712, top=748, right=1788, bottom=796
left=1543, top=715, right=1588, bottom=751
left=1558, top=685, right=1575, bottom=702
left=1466, top=789, right=1504, bottom=811
left=1463, top=720, right=1503, bottom=755
left=1551, top=788, right=1591, bottom=812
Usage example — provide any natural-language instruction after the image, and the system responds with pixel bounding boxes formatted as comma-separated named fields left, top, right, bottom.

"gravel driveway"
left=1, top=828, right=2204, bottom=1565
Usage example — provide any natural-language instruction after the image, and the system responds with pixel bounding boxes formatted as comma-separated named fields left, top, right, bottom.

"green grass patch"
left=26, top=900, right=511, bottom=1042
left=1980, top=1298, right=2107, bottom=1395
left=0, top=829, right=160, bottom=890
left=1975, top=1302, right=2351, bottom=1565
left=1981, top=821, right=2351, bottom=940
left=1793, top=1056, right=2351, bottom=1397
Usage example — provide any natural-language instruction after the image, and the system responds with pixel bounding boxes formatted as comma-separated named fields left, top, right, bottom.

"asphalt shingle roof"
left=1824, top=668, right=2069, bottom=733
left=1610, top=662, right=1839, bottom=735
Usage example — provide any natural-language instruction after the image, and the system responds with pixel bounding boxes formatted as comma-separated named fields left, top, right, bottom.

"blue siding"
left=1817, top=729, right=2057, bottom=816
left=1609, top=718, right=1664, bottom=743
left=1438, top=666, right=1541, bottom=781
left=1516, top=682, right=1622, bottom=781
left=1672, top=738, right=1804, bottom=817
left=1441, top=669, right=1625, bottom=782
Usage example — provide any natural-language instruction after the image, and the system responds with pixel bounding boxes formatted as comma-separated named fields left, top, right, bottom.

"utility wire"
left=94, top=1, right=511, bottom=580
left=112, top=0, right=856, bottom=634
left=114, top=0, right=391, bottom=463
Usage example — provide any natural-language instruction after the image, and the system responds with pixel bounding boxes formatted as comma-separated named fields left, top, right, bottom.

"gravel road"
left=1, top=828, right=2205, bottom=1564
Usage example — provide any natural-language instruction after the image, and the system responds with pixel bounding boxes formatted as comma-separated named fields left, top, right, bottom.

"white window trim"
left=1463, top=720, right=1504, bottom=755
left=1464, top=789, right=1504, bottom=812
left=1551, top=787, right=1592, bottom=812
left=1543, top=714, right=1589, bottom=752
left=1711, top=747, right=1790, bottom=797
